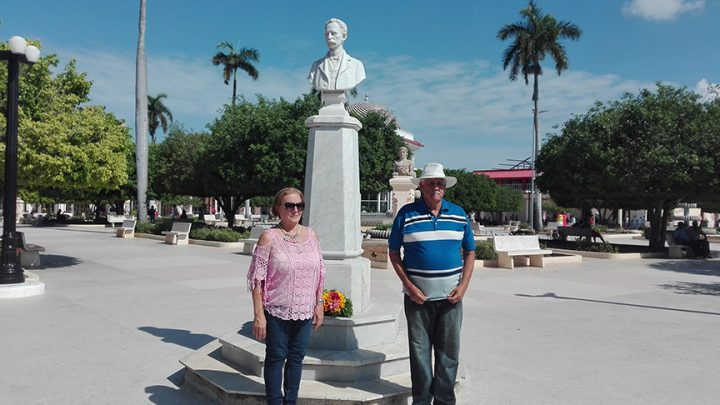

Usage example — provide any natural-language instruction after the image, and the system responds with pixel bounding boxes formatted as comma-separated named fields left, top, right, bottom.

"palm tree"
left=135, top=0, right=149, bottom=224
left=497, top=0, right=581, bottom=232
left=147, top=93, right=173, bottom=143
left=211, top=42, right=259, bottom=104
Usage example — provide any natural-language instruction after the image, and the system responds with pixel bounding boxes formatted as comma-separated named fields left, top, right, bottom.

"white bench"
left=115, top=219, right=137, bottom=238
left=492, top=235, right=553, bottom=270
left=241, top=225, right=271, bottom=254
left=471, top=222, right=486, bottom=236
left=162, top=222, right=192, bottom=245
left=106, top=214, right=126, bottom=227
left=203, top=214, right=217, bottom=225
left=545, top=221, right=561, bottom=238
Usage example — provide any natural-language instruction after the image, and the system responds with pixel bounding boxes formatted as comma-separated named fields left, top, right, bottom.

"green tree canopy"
left=444, top=169, right=498, bottom=212
left=147, top=93, right=173, bottom=143
left=536, top=84, right=720, bottom=248
left=1, top=41, right=132, bottom=203
left=355, top=111, right=405, bottom=194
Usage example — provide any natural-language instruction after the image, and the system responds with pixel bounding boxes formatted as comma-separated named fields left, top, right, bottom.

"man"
left=388, top=163, right=475, bottom=405
left=687, top=220, right=711, bottom=258
left=308, top=18, right=366, bottom=91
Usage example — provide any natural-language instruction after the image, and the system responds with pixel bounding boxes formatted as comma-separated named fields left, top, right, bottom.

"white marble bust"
left=308, top=18, right=366, bottom=92
left=393, top=146, right=415, bottom=177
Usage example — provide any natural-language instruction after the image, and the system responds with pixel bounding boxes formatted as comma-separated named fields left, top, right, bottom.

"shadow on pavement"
left=516, top=292, right=720, bottom=316
left=138, top=326, right=216, bottom=350
left=658, top=281, right=720, bottom=296
left=36, top=254, right=81, bottom=269
left=648, top=259, right=720, bottom=277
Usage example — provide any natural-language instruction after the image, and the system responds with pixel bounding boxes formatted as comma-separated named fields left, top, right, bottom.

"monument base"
left=324, top=256, right=371, bottom=313
left=389, top=176, right=417, bottom=217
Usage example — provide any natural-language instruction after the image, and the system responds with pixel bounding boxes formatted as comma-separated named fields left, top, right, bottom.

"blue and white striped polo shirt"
left=388, top=199, right=475, bottom=301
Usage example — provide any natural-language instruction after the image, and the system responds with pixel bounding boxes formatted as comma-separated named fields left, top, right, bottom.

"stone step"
left=220, top=331, right=410, bottom=382
left=308, top=300, right=403, bottom=350
left=181, top=339, right=412, bottom=404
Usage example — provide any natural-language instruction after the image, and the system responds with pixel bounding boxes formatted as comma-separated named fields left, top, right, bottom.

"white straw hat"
left=411, top=163, right=457, bottom=188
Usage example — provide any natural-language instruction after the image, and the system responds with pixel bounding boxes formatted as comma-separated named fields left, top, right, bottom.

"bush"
left=593, top=225, right=608, bottom=233
left=373, top=224, right=392, bottom=230
left=189, top=227, right=246, bottom=242
left=475, top=240, right=498, bottom=260
left=136, top=222, right=161, bottom=235
left=574, top=240, right=619, bottom=253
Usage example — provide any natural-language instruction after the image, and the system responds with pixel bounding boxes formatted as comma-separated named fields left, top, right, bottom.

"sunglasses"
left=284, top=202, right=305, bottom=211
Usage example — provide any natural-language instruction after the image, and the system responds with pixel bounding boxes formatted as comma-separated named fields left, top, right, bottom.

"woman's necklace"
left=280, top=225, right=301, bottom=243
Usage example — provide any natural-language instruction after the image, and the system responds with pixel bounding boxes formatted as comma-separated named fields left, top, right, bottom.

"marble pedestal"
left=390, top=175, right=417, bottom=218
left=303, top=92, right=371, bottom=311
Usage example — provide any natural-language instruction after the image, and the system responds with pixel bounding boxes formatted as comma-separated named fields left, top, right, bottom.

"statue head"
left=324, top=18, right=348, bottom=52
left=398, top=146, right=408, bottom=160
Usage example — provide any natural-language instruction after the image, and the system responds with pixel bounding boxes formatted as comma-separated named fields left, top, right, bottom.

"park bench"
left=106, top=214, right=127, bottom=227
left=162, top=222, right=192, bottom=245
left=115, top=219, right=137, bottom=238
left=471, top=222, right=487, bottom=236
left=558, top=226, right=593, bottom=242
left=545, top=221, right=561, bottom=238
left=666, top=230, right=694, bottom=259
left=503, top=220, right=521, bottom=233
left=242, top=225, right=271, bottom=254
left=203, top=214, right=217, bottom=225
left=492, top=235, right=552, bottom=270
left=17, top=231, right=45, bottom=268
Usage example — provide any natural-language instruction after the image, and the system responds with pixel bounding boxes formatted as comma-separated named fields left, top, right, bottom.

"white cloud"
left=695, top=78, right=720, bottom=102
left=57, top=47, right=654, bottom=170
left=622, top=0, right=704, bottom=21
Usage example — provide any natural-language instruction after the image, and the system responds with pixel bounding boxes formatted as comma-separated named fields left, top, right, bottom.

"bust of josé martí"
left=308, top=18, right=366, bottom=92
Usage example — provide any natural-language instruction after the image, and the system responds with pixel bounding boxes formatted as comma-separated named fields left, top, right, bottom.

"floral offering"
left=322, top=289, right=353, bottom=317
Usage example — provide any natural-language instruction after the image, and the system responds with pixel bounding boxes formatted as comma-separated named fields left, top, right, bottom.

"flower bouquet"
left=323, top=289, right=353, bottom=317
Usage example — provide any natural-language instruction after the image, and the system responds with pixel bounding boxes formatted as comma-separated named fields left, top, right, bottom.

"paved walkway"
left=1, top=225, right=719, bottom=404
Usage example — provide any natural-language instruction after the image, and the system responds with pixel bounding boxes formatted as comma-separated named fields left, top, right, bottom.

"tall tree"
left=498, top=0, right=582, bottom=231
left=211, top=42, right=259, bottom=105
left=135, top=0, right=149, bottom=223
left=353, top=111, right=406, bottom=194
left=0, top=40, right=132, bottom=204
left=536, top=84, right=720, bottom=249
left=147, top=93, right=173, bottom=144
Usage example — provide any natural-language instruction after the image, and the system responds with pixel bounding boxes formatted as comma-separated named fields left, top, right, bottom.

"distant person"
left=148, top=206, right=156, bottom=223
left=179, top=209, right=188, bottom=219
left=247, top=187, right=325, bottom=404
left=672, top=222, right=690, bottom=244
left=388, top=163, right=475, bottom=405
left=308, top=18, right=366, bottom=91
left=687, top=220, right=711, bottom=258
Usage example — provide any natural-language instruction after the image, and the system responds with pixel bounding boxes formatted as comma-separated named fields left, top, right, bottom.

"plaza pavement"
left=1, top=225, right=719, bottom=404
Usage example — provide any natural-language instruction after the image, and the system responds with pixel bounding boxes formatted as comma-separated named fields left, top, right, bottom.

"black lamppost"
left=0, top=36, right=40, bottom=285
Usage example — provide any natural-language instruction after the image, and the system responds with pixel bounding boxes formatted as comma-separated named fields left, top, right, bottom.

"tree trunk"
left=647, top=202, right=673, bottom=249
left=135, top=0, right=149, bottom=224
left=232, top=69, right=237, bottom=105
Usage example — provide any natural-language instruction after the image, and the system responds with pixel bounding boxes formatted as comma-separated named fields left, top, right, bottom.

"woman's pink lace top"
left=247, top=227, right=325, bottom=321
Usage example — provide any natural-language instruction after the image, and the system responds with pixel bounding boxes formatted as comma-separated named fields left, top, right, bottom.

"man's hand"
left=312, top=303, right=324, bottom=330
left=447, top=282, right=468, bottom=304
left=405, top=282, right=427, bottom=305
left=252, top=313, right=267, bottom=340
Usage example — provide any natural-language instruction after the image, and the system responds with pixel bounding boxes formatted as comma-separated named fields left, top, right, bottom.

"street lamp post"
left=0, top=36, right=40, bottom=285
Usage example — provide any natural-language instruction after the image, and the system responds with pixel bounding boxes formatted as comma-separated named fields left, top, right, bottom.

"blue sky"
left=2, top=0, right=718, bottom=170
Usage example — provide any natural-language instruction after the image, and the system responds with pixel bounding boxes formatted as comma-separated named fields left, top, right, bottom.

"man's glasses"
left=284, top=202, right=305, bottom=211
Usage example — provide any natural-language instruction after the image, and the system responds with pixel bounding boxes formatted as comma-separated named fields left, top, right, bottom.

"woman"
left=247, top=187, right=325, bottom=404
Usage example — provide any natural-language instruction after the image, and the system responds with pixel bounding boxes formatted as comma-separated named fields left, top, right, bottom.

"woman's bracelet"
left=316, top=299, right=324, bottom=304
